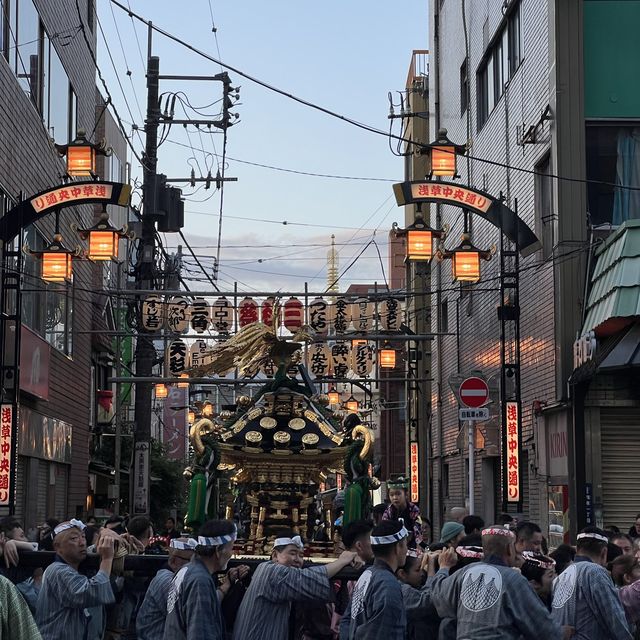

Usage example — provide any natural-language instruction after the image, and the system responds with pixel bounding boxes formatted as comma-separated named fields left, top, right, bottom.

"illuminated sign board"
left=0, top=405, right=13, bottom=506
left=409, top=182, right=493, bottom=214
left=506, top=401, right=520, bottom=503
left=31, top=183, right=114, bottom=214
left=410, top=442, right=419, bottom=503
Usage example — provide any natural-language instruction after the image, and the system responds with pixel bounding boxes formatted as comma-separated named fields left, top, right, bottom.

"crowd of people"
left=4, top=493, right=640, bottom=639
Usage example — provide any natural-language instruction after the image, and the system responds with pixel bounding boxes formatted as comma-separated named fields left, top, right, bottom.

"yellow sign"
left=506, top=401, right=520, bottom=502
left=409, top=183, right=493, bottom=214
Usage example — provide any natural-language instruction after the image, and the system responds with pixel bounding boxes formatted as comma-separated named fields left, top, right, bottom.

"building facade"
left=0, top=0, right=106, bottom=529
left=422, top=0, right=640, bottom=538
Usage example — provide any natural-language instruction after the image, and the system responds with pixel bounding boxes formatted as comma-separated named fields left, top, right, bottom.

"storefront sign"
left=18, top=408, right=72, bottom=464
left=573, top=331, right=597, bottom=369
left=0, top=405, right=12, bottom=506
left=506, top=401, right=520, bottom=503
left=547, top=414, right=569, bottom=478
left=585, top=483, right=594, bottom=526
left=133, top=441, right=150, bottom=515
left=20, top=326, right=50, bottom=400
left=410, top=442, right=419, bottom=503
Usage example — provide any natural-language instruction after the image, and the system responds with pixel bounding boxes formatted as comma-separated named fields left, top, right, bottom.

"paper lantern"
left=283, top=297, right=304, bottom=332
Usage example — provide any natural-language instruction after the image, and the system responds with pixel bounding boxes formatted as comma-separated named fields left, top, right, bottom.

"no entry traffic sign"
left=459, top=376, right=489, bottom=408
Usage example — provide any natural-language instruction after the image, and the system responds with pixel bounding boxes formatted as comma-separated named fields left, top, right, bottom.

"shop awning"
left=582, top=219, right=640, bottom=336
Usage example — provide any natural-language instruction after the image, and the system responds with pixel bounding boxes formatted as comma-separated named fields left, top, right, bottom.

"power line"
left=178, top=229, right=220, bottom=292
left=109, top=0, right=640, bottom=194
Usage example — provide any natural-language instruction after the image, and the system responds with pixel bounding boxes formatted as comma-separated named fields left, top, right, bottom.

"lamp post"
left=55, top=129, right=109, bottom=179
left=424, top=128, right=467, bottom=179
left=436, top=232, right=494, bottom=284
left=75, top=207, right=134, bottom=262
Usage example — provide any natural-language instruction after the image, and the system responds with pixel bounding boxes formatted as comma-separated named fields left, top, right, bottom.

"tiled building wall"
left=0, top=0, right=99, bottom=519
left=428, top=0, right=559, bottom=531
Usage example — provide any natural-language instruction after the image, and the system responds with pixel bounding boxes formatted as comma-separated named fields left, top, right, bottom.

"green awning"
left=582, top=219, right=640, bottom=336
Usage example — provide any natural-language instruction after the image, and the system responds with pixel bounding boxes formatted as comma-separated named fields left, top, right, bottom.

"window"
left=48, top=42, right=71, bottom=142
left=23, top=226, right=74, bottom=355
left=443, top=462, right=450, bottom=497
left=87, top=0, right=94, bottom=32
left=460, top=58, right=468, bottom=115
left=477, top=3, right=523, bottom=130
left=1, top=0, right=7, bottom=60
left=14, top=0, right=39, bottom=105
left=535, top=154, right=554, bottom=259
left=586, top=124, right=640, bottom=226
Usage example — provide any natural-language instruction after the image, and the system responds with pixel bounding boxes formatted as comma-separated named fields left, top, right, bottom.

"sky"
left=97, top=1, right=428, bottom=293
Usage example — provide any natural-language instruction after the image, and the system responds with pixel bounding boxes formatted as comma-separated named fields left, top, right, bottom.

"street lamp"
left=24, top=233, right=80, bottom=283
left=393, top=208, right=445, bottom=262
left=177, top=374, right=190, bottom=389
left=424, top=128, right=467, bottom=179
left=345, top=396, right=359, bottom=412
left=154, top=383, right=169, bottom=399
left=55, top=130, right=109, bottom=178
left=379, top=344, right=396, bottom=369
left=437, top=233, right=494, bottom=283
left=75, top=207, right=134, bottom=262
left=328, top=386, right=340, bottom=405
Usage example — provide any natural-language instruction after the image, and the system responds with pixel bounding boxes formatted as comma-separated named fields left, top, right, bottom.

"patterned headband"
left=456, top=545, right=484, bottom=559
left=53, top=519, right=86, bottom=537
left=197, top=524, right=238, bottom=547
left=371, top=526, right=409, bottom=545
left=273, top=535, right=304, bottom=549
left=171, top=539, right=197, bottom=551
left=387, top=477, right=409, bottom=490
left=521, top=551, right=556, bottom=570
left=577, top=532, right=608, bottom=544
left=482, top=527, right=515, bottom=538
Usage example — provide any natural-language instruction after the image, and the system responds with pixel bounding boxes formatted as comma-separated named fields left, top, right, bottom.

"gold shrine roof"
left=217, top=389, right=345, bottom=457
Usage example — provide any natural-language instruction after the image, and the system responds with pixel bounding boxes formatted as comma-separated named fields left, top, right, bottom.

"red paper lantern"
left=238, top=297, right=259, bottom=327
left=283, top=297, right=304, bottom=332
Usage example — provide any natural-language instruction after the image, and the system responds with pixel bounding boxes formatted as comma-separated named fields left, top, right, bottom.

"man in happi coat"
left=551, top=526, right=633, bottom=639
left=430, top=525, right=564, bottom=639
left=232, top=528, right=362, bottom=640
left=163, top=520, right=236, bottom=640
left=35, top=519, right=117, bottom=640
left=0, top=573, right=41, bottom=639
left=339, top=520, right=408, bottom=640
left=136, top=537, right=194, bottom=640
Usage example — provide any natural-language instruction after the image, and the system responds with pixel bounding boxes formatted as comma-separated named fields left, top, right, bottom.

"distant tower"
left=326, top=234, right=340, bottom=294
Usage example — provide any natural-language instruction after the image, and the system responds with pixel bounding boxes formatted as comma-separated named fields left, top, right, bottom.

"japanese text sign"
left=505, top=401, right=520, bottom=503
left=0, top=405, right=13, bottom=506
left=31, top=183, right=113, bottom=214
left=410, top=183, right=492, bottom=214
left=410, top=442, right=419, bottom=503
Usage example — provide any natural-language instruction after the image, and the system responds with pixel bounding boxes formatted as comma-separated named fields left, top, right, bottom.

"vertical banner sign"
left=410, top=441, right=419, bottom=503
left=133, top=441, right=150, bottom=515
left=0, top=405, right=12, bottom=506
left=505, top=401, right=520, bottom=503
left=163, top=387, right=187, bottom=461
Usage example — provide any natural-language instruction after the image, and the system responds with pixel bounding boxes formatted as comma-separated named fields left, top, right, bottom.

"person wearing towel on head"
left=232, top=528, right=362, bottom=640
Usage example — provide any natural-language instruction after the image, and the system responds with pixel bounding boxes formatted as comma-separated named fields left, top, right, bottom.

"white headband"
left=577, top=532, right=608, bottom=544
left=482, top=527, right=515, bottom=538
left=171, top=539, right=197, bottom=551
left=53, top=519, right=86, bottom=536
left=521, top=551, right=556, bottom=570
left=456, top=545, right=484, bottom=559
left=196, top=526, right=237, bottom=548
left=371, top=526, right=409, bottom=545
left=274, top=535, right=304, bottom=549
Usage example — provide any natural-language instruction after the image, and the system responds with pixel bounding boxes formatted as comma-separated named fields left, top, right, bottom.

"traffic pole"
left=468, top=419, right=474, bottom=515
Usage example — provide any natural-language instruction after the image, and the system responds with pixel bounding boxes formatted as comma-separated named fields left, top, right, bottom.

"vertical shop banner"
left=0, top=405, right=12, bottom=506
left=506, top=401, right=520, bottom=502
left=133, top=441, right=150, bottom=515
left=163, top=386, right=187, bottom=461
left=410, top=442, right=419, bottom=503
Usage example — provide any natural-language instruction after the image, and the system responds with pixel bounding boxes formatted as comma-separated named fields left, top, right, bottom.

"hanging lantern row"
left=141, top=294, right=404, bottom=334
left=163, top=338, right=398, bottom=380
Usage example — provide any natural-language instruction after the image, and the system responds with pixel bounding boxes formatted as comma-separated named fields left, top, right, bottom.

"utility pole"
left=132, top=54, right=160, bottom=516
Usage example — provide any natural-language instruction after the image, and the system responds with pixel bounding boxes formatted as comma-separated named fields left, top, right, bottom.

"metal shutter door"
left=601, top=409, right=640, bottom=530
left=36, top=460, right=48, bottom=522
left=14, top=456, right=26, bottom=524
left=53, top=464, right=68, bottom=521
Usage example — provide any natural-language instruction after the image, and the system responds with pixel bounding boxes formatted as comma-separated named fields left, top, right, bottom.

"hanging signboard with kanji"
left=166, top=339, right=189, bottom=376
left=141, top=295, right=164, bottom=332
left=505, top=401, right=520, bottom=503
left=410, top=442, right=419, bottom=503
left=308, top=297, right=332, bottom=335
left=165, top=296, right=190, bottom=334
left=333, top=297, right=350, bottom=334
left=307, top=343, right=332, bottom=378
left=331, top=342, right=351, bottom=378
left=238, top=297, right=259, bottom=327
left=0, top=405, right=12, bottom=506
left=351, top=297, right=373, bottom=333
left=380, top=297, right=402, bottom=331
left=211, top=296, right=233, bottom=333
left=190, top=299, right=210, bottom=334
left=351, top=342, right=374, bottom=377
